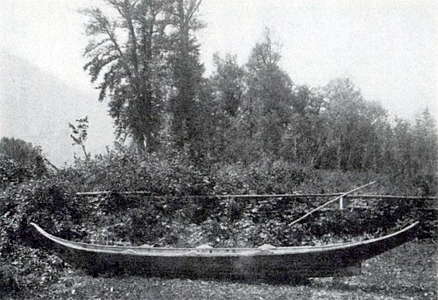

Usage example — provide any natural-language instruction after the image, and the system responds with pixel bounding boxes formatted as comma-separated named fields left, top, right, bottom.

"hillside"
left=0, top=51, right=114, bottom=165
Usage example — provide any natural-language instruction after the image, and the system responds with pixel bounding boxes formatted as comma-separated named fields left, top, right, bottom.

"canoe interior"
left=31, top=221, right=418, bottom=279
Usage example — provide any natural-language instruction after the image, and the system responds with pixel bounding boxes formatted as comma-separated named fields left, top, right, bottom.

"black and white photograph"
left=1, top=0, right=437, bottom=299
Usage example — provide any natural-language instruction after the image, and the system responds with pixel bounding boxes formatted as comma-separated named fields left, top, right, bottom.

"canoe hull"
left=31, top=222, right=418, bottom=279
left=61, top=248, right=363, bottom=279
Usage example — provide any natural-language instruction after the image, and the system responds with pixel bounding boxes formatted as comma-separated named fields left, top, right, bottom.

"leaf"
left=70, top=135, right=81, bottom=145
left=68, top=123, right=77, bottom=131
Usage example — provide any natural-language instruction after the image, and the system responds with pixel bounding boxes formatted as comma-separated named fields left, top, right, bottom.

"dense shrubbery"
left=62, top=146, right=212, bottom=195
left=0, top=158, right=36, bottom=189
left=0, top=146, right=436, bottom=296
left=0, top=264, right=19, bottom=296
left=53, top=147, right=435, bottom=245
left=0, top=178, right=87, bottom=245
left=0, top=176, right=90, bottom=293
left=0, top=138, right=48, bottom=190
left=59, top=147, right=436, bottom=243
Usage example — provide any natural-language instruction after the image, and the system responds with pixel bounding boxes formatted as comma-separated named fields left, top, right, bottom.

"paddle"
left=289, top=181, right=377, bottom=227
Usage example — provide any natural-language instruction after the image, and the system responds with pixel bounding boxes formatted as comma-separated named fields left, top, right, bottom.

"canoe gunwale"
left=30, top=221, right=419, bottom=257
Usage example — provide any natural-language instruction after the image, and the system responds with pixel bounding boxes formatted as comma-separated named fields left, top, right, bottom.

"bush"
left=413, top=174, right=438, bottom=196
left=66, top=150, right=435, bottom=242
left=64, top=146, right=214, bottom=196
left=0, top=264, right=19, bottom=296
left=0, top=158, right=33, bottom=189
left=1, top=246, right=65, bottom=293
left=0, top=144, right=434, bottom=296
left=0, top=137, right=48, bottom=190
left=0, top=178, right=87, bottom=247
left=212, top=159, right=308, bottom=195
left=0, top=177, right=90, bottom=292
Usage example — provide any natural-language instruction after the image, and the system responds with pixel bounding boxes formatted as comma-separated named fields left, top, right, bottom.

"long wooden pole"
left=75, top=191, right=344, bottom=197
left=75, top=190, right=437, bottom=200
left=288, top=181, right=377, bottom=227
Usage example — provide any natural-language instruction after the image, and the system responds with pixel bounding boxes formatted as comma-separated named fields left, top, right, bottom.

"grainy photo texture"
left=1, top=1, right=437, bottom=299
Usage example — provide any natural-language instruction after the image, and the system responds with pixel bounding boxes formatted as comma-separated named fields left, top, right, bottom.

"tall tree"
left=211, top=53, right=246, bottom=117
left=206, top=53, right=246, bottom=162
left=82, top=0, right=171, bottom=152
left=358, top=101, right=388, bottom=171
left=412, top=109, right=438, bottom=175
left=166, top=0, right=205, bottom=158
left=281, top=85, right=326, bottom=165
left=320, top=78, right=368, bottom=170
left=244, top=29, right=294, bottom=157
left=391, top=118, right=415, bottom=176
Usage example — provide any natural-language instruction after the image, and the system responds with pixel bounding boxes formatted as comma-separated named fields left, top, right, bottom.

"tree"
left=166, top=0, right=205, bottom=158
left=412, top=108, right=438, bottom=175
left=205, top=53, right=246, bottom=162
left=281, top=85, right=326, bottom=165
left=358, top=101, right=389, bottom=171
left=82, top=0, right=171, bottom=152
left=210, top=53, right=246, bottom=117
left=0, top=137, right=42, bottom=166
left=319, top=78, right=368, bottom=170
left=0, top=137, right=47, bottom=178
left=391, top=118, right=414, bottom=176
left=69, top=116, right=90, bottom=159
left=244, top=29, right=294, bottom=158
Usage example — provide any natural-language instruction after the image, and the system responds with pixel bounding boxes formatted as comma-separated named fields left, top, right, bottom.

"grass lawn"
left=16, top=241, right=437, bottom=300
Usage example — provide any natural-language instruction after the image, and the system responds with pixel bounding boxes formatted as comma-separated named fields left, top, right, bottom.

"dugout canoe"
left=30, top=221, right=418, bottom=279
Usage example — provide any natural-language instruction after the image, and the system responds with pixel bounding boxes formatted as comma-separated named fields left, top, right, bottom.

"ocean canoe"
left=31, top=221, right=418, bottom=279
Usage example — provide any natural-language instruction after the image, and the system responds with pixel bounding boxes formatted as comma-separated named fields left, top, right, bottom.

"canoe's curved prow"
left=31, top=222, right=59, bottom=243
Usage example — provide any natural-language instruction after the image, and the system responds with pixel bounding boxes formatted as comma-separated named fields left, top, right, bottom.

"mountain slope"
left=0, top=51, right=114, bottom=165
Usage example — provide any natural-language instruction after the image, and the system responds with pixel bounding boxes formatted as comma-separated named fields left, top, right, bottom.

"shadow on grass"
left=96, top=270, right=312, bottom=286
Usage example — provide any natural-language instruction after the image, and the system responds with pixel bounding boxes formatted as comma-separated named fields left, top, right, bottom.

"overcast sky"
left=2, top=0, right=437, bottom=120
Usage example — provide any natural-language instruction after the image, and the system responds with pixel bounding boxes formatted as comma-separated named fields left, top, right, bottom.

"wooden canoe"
left=31, top=221, right=418, bottom=279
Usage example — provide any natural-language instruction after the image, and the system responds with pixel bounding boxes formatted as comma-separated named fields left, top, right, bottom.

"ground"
left=11, top=240, right=436, bottom=300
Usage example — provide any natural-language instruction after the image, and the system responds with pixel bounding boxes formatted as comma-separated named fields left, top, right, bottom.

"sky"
left=1, top=0, right=437, bottom=121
